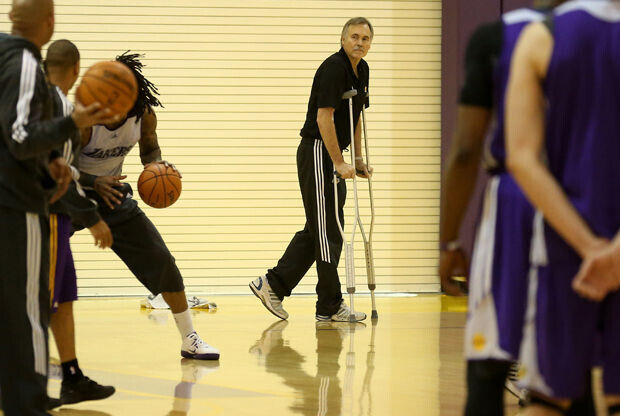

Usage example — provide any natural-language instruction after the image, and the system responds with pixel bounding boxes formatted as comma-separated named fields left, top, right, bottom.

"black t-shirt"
left=300, top=48, right=370, bottom=150
left=459, top=21, right=502, bottom=108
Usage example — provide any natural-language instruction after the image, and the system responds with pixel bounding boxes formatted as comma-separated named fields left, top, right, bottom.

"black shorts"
left=81, top=185, right=185, bottom=295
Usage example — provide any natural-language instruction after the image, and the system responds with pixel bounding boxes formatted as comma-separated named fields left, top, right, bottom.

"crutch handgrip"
left=342, top=89, right=358, bottom=99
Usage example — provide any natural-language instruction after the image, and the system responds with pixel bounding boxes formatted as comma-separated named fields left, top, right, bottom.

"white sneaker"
left=187, top=295, right=217, bottom=310
left=505, top=361, right=527, bottom=403
left=141, top=294, right=217, bottom=310
left=316, top=302, right=366, bottom=322
left=141, top=294, right=169, bottom=309
left=181, top=332, right=220, bottom=360
left=249, top=276, right=289, bottom=320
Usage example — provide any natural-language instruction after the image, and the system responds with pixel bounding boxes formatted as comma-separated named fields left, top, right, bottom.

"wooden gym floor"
left=2, top=294, right=529, bottom=416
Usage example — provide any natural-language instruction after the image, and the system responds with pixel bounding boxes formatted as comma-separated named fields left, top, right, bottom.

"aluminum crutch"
left=334, top=88, right=360, bottom=322
left=359, top=99, right=378, bottom=320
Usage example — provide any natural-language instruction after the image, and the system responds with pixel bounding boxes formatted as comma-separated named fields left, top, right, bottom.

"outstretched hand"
left=71, top=102, right=123, bottom=129
left=94, top=175, right=127, bottom=209
left=153, top=160, right=182, bottom=178
left=88, top=219, right=113, bottom=249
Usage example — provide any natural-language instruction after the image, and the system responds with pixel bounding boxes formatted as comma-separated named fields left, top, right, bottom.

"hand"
left=48, top=158, right=72, bottom=204
left=88, top=219, right=113, bottom=249
left=335, top=162, right=355, bottom=179
left=438, top=248, right=469, bottom=296
left=355, top=160, right=373, bottom=179
left=71, top=102, right=123, bottom=129
left=94, top=175, right=127, bottom=209
left=573, top=240, right=620, bottom=301
left=153, top=160, right=182, bottom=178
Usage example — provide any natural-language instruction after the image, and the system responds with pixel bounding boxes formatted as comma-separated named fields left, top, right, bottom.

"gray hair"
left=341, top=17, right=374, bottom=40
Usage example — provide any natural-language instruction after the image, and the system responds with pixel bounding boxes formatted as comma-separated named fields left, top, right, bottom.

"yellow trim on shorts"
left=49, top=214, right=58, bottom=304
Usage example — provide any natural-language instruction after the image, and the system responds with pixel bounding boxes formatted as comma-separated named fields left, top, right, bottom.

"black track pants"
left=267, top=138, right=345, bottom=316
left=0, top=207, right=50, bottom=416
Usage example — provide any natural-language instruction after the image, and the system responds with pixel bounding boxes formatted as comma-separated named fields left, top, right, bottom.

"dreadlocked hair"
left=115, top=51, right=162, bottom=120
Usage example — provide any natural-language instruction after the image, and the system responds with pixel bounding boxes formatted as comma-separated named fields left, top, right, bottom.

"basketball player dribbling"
left=77, top=52, right=219, bottom=361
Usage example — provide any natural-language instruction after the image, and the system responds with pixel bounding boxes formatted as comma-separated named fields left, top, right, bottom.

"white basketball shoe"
left=181, top=331, right=220, bottom=360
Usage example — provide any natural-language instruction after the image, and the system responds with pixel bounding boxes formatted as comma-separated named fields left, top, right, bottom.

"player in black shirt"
left=0, top=1, right=118, bottom=414
left=250, top=17, right=373, bottom=322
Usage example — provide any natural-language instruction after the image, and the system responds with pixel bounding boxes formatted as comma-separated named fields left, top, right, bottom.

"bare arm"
left=506, top=22, right=601, bottom=258
left=353, top=115, right=363, bottom=159
left=317, top=107, right=355, bottom=178
left=80, top=127, right=92, bottom=148
left=440, top=106, right=491, bottom=244
left=438, top=106, right=491, bottom=296
left=138, top=109, right=161, bottom=165
left=353, top=115, right=373, bottom=178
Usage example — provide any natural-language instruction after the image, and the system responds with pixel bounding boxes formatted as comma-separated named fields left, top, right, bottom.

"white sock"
left=173, top=309, right=194, bottom=338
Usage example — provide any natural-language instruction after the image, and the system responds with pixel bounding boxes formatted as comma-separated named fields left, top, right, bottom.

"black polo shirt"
left=300, top=47, right=370, bottom=150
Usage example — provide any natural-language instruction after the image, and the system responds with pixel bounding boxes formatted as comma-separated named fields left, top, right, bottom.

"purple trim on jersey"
left=488, top=9, right=544, bottom=173
left=543, top=6, right=620, bottom=263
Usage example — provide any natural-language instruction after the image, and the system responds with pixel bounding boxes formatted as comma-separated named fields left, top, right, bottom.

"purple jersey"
left=544, top=0, right=620, bottom=260
left=516, top=1, right=620, bottom=399
left=488, top=9, right=544, bottom=173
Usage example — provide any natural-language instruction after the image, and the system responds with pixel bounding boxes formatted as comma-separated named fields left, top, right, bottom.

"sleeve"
left=63, top=127, right=100, bottom=228
left=459, top=21, right=502, bottom=108
left=316, top=62, right=348, bottom=109
left=62, top=179, right=101, bottom=229
left=0, top=54, right=77, bottom=160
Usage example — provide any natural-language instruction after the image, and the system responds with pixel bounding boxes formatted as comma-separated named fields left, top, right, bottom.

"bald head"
left=9, top=0, right=55, bottom=49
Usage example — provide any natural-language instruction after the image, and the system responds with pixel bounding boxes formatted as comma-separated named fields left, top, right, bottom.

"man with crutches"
left=250, top=17, right=373, bottom=322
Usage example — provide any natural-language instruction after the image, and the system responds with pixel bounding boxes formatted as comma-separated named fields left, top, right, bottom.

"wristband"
left=440, top=240, right=461, bottom=251
left=79, top=172, right=97, bottom=188
left=355, top=156, right=363, bottom=160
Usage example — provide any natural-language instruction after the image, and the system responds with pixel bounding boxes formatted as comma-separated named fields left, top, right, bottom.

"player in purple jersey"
left=44, top=39, right=116, bottom=408
left=507, top=0, right=620, bottom=414
left=438, top=1, right=594, bottom=415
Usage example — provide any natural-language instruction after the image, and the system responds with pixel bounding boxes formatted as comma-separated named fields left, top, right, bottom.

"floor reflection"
left=250, top=319, right=376, bottom=416
left=166, top=359, right=220, bottom=416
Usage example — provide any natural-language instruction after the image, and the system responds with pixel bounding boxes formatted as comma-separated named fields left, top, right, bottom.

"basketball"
left=76, top=61, right=138, bottom=116
left=137, top=163, right=182, bottom=209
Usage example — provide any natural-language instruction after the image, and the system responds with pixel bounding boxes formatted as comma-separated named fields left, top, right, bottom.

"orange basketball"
left=76, top=61, right=138, bottom=116
left=137, top=163, right=182, bottom=209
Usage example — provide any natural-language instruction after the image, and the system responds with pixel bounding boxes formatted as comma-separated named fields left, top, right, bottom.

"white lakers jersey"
left=79, top=116, right=141, bottom=177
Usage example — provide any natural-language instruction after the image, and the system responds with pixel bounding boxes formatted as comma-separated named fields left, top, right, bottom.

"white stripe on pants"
left=313, top=139, right=331, bottom=263
left=26, top=213, right=46, bottom=376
